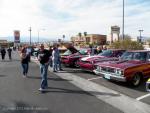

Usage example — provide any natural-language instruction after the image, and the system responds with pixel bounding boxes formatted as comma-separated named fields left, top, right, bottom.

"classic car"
left=61, top=46, right=89, bottom=67
left=94, top=50, right=150, bottom=86
left=78, top=49, right=125, bottom=72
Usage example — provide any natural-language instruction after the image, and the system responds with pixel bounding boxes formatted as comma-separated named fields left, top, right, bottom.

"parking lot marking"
left=136, top=93, right=150, bottom=101
left=87, top=77, right=102, bottom=81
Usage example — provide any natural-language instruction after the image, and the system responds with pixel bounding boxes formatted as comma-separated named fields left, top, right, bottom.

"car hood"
left=96, top=60, right=146, bottom=70
left=66, top=45, right=78, bottom=54
left=81, top=55, right=107, bottom=61
left=61, top=52, right=81, bottom=58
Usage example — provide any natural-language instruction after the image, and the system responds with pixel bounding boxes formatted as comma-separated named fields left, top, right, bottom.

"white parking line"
left=136, top=93, right=150, bottom=101
left=87, top=77, right=102, bottom=81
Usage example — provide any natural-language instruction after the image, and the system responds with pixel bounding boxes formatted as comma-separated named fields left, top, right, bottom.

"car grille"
left=101, top=67, right=115, bottom=73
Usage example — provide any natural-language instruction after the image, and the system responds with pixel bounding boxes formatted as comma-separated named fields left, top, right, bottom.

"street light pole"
left=122, top=0, right=125, bottom=40
left=29, top=27, right=32, bottom=45
left=139, top=29, right=144, bottom=43
left=62, top=35, right=65, bottom=42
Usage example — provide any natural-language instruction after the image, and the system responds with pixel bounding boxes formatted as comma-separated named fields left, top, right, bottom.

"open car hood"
left=66, top=45, right=78, bottom=54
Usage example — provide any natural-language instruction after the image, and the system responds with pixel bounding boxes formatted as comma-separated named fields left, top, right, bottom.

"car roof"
left=126, top=50, right=150, bottom=52
left=105, top=49, right=125, bottom=51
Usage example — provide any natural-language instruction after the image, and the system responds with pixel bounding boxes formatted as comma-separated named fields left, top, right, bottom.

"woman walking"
left=20, top=47, right=29, bottom=77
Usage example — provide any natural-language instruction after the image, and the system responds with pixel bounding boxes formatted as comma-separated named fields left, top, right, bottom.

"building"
left=0, top=40, right=8, bottom=48
left=71, top=34, right=106, bottom=47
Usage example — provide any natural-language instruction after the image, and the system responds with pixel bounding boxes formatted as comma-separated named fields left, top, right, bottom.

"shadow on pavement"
left=27, top=76, right=72, bottom=81
left=40, top=86, right=121, bottom=97
left=0, top=75, right=7, bottom=77
left=109, top=79, right=147, bottom=92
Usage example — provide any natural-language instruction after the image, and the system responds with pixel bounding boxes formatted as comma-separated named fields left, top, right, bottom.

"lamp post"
left=38, top=29, right=45, bottom=44
left=29, top=27, right=32, bottom=45
left=122, top=0, right=125, bottom=40
left=62, top=35, right=65, bottom=42
left=138, top=29, right=144, bottom=43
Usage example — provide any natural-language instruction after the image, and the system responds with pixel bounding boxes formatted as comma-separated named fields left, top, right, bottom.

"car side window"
left=147, top=52, right=150, bottom=61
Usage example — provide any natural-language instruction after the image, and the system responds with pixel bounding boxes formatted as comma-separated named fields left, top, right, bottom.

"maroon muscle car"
left=78, top=49, right=125, bottom=72
left=94, top=50, right=150, bottom=86
left=61, top=47, right=89, bottom=67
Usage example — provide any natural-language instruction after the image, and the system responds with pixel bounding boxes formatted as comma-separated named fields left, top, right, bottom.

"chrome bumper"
left=93, top=70, right=126, bottom=82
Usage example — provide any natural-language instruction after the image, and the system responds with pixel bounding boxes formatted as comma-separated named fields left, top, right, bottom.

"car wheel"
left=74, top=61, right=79, bottom=67
left=132, top=73, right=142, bottom=86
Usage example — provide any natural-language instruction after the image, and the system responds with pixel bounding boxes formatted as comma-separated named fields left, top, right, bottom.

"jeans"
left=40, top=63, right=48, bottom=89
left=57, top=58, right=62, bottom=70
left=22, top=63, right=28, bottom=75
left=49, top=57, right=53, bottom=68
left=53, top=58, right=58, bottom=71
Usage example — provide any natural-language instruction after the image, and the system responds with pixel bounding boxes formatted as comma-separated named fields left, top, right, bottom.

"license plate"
left=104, top=73, right=110, bottom=79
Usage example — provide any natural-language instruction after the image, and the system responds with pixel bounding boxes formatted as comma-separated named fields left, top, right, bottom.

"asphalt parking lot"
left=62, top=66, right=150, bottom=105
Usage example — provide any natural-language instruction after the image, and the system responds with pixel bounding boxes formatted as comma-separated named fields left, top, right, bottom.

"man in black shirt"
left=38, top=44, right=50, bottom=92
left=7, top=47, right=12, bottom=60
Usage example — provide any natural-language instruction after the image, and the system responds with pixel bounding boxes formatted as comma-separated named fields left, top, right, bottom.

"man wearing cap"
left=38, top=44, right=50, bottom=92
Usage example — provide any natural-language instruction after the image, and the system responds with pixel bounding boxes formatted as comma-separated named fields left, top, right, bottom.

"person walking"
left=7, top=47, right=12, bottom=60
left=49, top=46, right=53, bottom=67
left=38, top=44, right=50, bottom=92
left=52, top=46, right=59, bottom=72
left=26, top=46, right=31, bottom=62
left=56, top=45, right=63, bottom=71
left=1, top=47, right=6, bottom=60
left=20, top=47, right=29, bottom=77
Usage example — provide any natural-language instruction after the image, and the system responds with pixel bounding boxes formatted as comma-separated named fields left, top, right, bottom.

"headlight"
left=96, top=66, right=101, bottom=72
left=91, top=60, right=96, bottom=64
left=115, top=69, right=123, bottom=76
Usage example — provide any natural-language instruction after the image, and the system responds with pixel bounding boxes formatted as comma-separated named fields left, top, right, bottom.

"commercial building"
left=71, top=34, right=106, bottom=46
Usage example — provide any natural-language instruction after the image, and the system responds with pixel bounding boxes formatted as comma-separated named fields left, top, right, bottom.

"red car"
left=61, top=47, right=89, bottom=67
left=78, top=49, right=125, bottom=72
left=94, top=50, right=150, bottom=86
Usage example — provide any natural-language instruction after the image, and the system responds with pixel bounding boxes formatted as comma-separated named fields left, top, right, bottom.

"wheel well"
left=134, top=72, right=143, bottom=79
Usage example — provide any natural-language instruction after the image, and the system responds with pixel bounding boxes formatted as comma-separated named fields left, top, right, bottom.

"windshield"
left=79, top=49, right=88, bottom=55
left=63, top=50, right=72, bottom=56
left=120, top=52, right=147, bottom=61
left=98, top=50, right=113, bottom=57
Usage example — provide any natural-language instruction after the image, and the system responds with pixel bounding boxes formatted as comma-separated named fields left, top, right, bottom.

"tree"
left=83, top=32, right=87, bottom=37
left=78, top=32, right=82, bottom=37
left=110, top=38, right=144, bottom=50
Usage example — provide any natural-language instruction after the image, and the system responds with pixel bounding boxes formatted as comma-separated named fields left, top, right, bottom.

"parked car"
left=61, top=47, right=89, bottom=67
left=94, top=50, right=150, bottom=86
left=78, top=49, right=125, bottom=72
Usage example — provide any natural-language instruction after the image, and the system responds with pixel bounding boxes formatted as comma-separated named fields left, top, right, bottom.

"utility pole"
left=29, top=27, right=32, bottom=45
left=139, top=29, right=144, bottom=43
left=122, top=0, right=125, bottom=40
left=62, top=35, right=65, bottom=42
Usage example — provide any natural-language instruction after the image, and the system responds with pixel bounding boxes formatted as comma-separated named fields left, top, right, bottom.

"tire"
left=131, top=73, right=142, bottom=86
left=74, top=61, right=80, bottom=67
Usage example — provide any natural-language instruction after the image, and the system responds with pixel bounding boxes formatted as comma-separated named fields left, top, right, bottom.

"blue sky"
left=0, top=0, right=150, bottom=41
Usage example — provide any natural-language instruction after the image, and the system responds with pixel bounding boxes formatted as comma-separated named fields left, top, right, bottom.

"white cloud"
left=0, top=0, right=149, bottom=41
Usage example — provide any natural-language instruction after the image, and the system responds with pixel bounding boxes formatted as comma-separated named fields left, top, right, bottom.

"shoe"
left=59, top=69, right=63, bottom=71
left=23, top=75, right=26, bottom=78
left=38, top=88, right=45, bottom=91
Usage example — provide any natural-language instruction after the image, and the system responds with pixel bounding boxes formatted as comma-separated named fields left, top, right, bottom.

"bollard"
left=146, top=78, right=150, bottom=92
